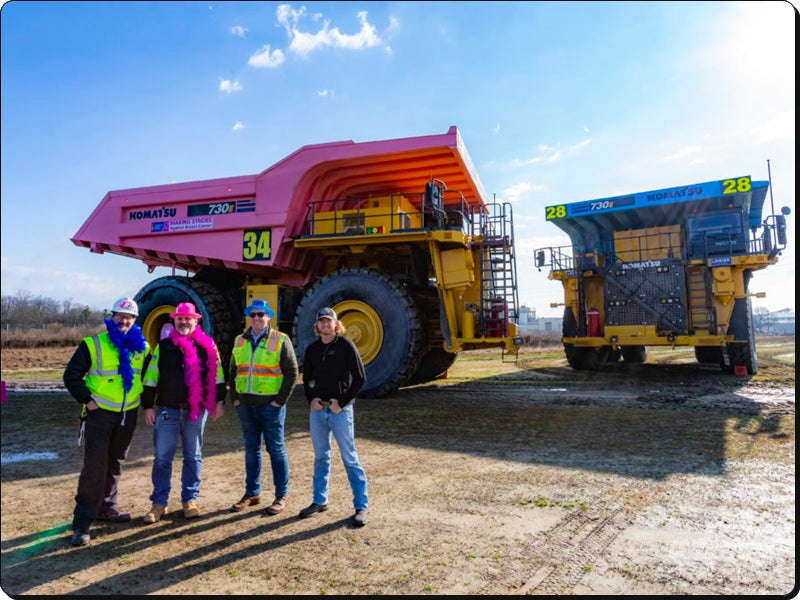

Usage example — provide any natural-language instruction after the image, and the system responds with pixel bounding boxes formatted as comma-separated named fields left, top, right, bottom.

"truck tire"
left=292, top=268, right=424, bottom=398
left=695, top=346, right=723, bottom=364
left=406, top=348, right=459, bottom=386
left=564, top=345, right=610, bottom=370
left=564, top=343, right=586, bottom=369
left=584, top=346, right=611, bottom=370
left=133, top=276, right=239, bottom=368
left=621, top=345, right=647, bottom=363
left=726, top=297, right=758, bottom=375
left=562, top=307, right=578, bottom=337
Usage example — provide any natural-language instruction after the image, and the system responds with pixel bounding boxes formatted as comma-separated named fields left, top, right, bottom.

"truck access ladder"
left=687, top=266, right=715, bottom=333
left=473, top=202, right=519, bottom=355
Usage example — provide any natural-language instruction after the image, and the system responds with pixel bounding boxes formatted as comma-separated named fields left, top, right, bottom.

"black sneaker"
left=298, top=503, right=329, bottom=518
left=353, top=509, right=368, bottom=527
left=70, top=530, right=90, bottom=546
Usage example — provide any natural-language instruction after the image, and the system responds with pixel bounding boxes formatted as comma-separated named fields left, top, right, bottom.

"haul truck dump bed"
left=534, top=174, right=790, bottom=374
left=73, top=126, right=522, bottom=397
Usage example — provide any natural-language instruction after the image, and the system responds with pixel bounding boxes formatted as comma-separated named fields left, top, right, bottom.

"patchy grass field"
left=1, top=338, right=795, bottom=595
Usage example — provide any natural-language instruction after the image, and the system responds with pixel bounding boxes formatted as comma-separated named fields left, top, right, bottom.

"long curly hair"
left=313, top=319, right=347, bottom=336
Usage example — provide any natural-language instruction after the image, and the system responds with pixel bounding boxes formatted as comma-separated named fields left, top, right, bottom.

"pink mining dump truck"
left=73, top=126, right=524, bottom=397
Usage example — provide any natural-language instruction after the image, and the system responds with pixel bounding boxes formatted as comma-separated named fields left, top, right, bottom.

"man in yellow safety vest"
left=228, top=299, right=298, bottom=516
left=63, top=297, right=150, bottom=547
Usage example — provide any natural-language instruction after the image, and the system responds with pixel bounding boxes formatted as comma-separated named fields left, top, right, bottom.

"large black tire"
left=584, top=346, right=610, bottom=370
left=695, top=346, right=723, bottom=364
left=726, top=297, right=758, bottom=375
left=292, top=268, right=424, bottom=398
left=564, top=343, right=586, bottom=369
left=564, top=345, right=610, bottom=370
left=562, top=306, right=578, bottom=337
left=621, top=345, right=647, bottom=363
left=133, top=276, right=240, bottom=368
left=405, top=348, right=459, bottom=386
left=562, top=308, right=583, bottom=368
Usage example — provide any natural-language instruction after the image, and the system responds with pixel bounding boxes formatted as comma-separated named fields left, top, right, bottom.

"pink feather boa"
left=168, top=327, right=219, bottom=421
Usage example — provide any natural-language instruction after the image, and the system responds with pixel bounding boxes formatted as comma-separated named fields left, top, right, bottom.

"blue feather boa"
left=105, top=318, right=148, bottom=394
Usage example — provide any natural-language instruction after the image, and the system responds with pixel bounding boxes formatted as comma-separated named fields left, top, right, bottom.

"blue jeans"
left=150, top=406, right=208, bottom=505
left=235, top=403, right=289, bottom=497
left=309, top=404, right=368, bottom=510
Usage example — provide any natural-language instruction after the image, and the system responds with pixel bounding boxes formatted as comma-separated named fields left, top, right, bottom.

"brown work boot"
left=143, top=505, right=167, bottom=524
left=182, top=501, right=200, bottom=519
left=265, top=496, right=287, bottom=515
left=231, top=493, right=261, bottom=512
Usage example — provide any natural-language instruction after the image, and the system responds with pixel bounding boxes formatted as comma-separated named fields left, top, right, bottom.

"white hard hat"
left=111, top=297, right=139, bottom=316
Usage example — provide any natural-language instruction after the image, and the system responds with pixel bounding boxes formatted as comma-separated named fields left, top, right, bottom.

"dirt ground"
left=1, top=339, right=795, bottom=596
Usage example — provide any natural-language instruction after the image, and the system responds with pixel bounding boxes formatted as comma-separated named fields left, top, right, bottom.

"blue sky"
left=1, top=1, right=795, bottom=318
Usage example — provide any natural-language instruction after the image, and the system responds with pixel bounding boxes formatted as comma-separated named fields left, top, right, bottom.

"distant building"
left=759, top=308, right=795, bottom=335
left=517, top=305, right=562, bottom=335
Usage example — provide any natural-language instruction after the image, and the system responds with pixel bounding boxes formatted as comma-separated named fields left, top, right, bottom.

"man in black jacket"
left=298, top=307, right=369, bottom=526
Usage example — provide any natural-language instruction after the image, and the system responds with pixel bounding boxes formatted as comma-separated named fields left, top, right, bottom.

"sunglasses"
left=249, top=312, right=266, bottom=318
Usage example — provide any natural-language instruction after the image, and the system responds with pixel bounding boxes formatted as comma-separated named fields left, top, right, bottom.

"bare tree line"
left=1, top=291, right=108, bottom=347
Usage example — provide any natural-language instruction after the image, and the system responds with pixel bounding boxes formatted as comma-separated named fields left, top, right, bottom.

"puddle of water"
left=1, top=452, right=59, bottom=465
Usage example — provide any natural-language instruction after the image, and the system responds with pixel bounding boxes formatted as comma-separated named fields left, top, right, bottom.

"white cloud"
left=503, top=182, right=532, bottom=203
left=510, top=138, right=591, bottom=167
left=277, top=5, right=382, bottom=56
left=0, top=259, right=142, bottom=311
left=315, top=89, right=333, bottom=97
left=511, top=144, right=561, bottom=167
left=567, top=139, right=591, bottom=154
left=248, top=44, right=286, bottom=68
left=233, top=121, right=244, bottom=131
left=231, top=25, right=247, bottom=38
left=219, top=78, right=242, bottom=93
left=663, top=145, right=702, bottom=162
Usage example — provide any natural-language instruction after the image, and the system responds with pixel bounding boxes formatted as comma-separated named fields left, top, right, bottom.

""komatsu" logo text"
left=647, top=186, right=703, bottom=202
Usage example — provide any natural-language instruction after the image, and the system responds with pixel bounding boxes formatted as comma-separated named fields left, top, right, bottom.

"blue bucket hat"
left=243, top=299, right=274, bottom=318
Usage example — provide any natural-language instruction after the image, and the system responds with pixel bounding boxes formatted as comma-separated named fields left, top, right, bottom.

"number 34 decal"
left=243, top=229, right=271, bottom=261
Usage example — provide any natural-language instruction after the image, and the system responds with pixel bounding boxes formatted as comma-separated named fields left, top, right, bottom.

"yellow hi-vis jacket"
left=232, top=329, right=286, bottom=395
left=83, top=332, right=147, bottom=412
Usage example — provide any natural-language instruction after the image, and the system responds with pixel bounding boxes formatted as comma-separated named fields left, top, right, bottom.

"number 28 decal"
left=243, top=229, right=271, bottom=261
left=722, top=176, right=751, bottom=194
left=545, top=205, right=567, bottom=220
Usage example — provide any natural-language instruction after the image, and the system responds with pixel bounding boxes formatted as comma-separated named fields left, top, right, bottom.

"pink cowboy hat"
left=170, top=302, right=202, bottom=319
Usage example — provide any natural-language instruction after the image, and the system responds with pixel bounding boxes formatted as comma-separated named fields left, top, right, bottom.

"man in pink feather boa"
left=140, top=302, right=226, bottom=523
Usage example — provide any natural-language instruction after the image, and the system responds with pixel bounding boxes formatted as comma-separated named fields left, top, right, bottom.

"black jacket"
left=302, top=334, right=366, bottom=407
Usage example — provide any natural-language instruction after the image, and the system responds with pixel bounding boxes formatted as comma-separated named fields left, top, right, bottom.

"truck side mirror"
left=535, top=250, right=546, bottom=268
left=776, top=214, right=787, bottom=246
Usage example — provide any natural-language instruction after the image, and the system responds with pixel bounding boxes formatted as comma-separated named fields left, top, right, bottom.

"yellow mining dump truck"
left=534, top=173, right=790, bottom=374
